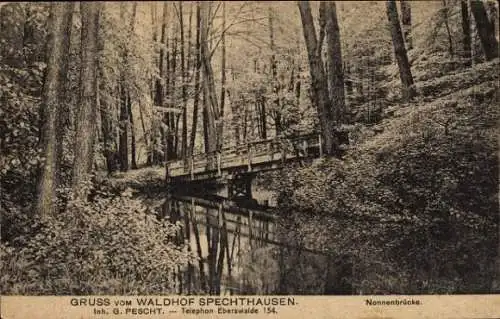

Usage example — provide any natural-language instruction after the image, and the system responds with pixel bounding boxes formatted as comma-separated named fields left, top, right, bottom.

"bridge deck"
left=166, top=133, right=324, bottom=182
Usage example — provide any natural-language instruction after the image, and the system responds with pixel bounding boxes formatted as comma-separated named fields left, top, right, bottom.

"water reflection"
left=160, top=196, right=351, bottom=295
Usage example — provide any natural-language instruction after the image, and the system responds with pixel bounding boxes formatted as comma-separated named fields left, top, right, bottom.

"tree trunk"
left=147, top=2, right=157, bottom=165
left=189, top=2, right=201, bottom=156
left=36, top=2, right=74, bottom=216
left=138, top=102, right=149, bottom=160
left=187, top=3, right=193, bottom=73
left=259, top=97, right=267, bottom=139
left=324, top=1, right=346, bottom=124
left=219, top=2, right=227, bottom=145
left=345, top=62, right=353, bottom=98
left=488, top=1, right=497, bottom=36
left=461, top=0, right=472, bottom=66
left=164, top=4, right=172, bottom=163
left=179, top=1, right=188, bottom=160
left=169, top=24, right=178, bottom=160
left=185, top=2, right=193, bottom=157
left=117, top=3, right=136, bottom=172
left=22, top=5, right=36, bottom=65
left=72, top=2, right=100, bottom=199
left=228, top=89, right=241, bottom=145
left=154, top=2, right=167, bottom=165
left=356, top=64, right=364, bottom=100
left=203, top=87, right=210, bottom=153
left=268, top=7, right=281, bottom=135
left=0, top=4, right=25, bottom=68
left=400, top=0, right=412, bottom=50
left=442, top=0, right=454, bottom=56
left=470, top=0, right=499, bottom=60
left=100, top=97, right=114, bottom=174
left=97, top=9, right=116, bottom=174
left=129, top=3, right=138, bottom=169
left=386, top=0, right=417, bottom=101
left=200, top=1, right=220, bottom=155
left=128, top=93, right=137, bottom=169
left=298, top=1, right=338, bottom=156
left=118, top=86, right=129, bottom=172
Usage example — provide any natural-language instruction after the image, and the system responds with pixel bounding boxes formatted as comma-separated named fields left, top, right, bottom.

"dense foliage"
left=0, top=3, right=192, bottom=294
left=1, top=188, right=193, bottom=294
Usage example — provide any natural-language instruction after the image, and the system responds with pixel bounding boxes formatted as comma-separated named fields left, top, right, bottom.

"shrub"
left=1, top=190, right=194, bottom=295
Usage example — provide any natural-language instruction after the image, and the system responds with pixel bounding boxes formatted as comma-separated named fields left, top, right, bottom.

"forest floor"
left=354, top=58, right=498, bottom=148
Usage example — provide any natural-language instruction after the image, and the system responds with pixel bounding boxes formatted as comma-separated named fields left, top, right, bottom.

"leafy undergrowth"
left=272, top=60, right=499, bottom=294
left=416, top=58, right=499, bottom=101
left=1, top=187, right=194, bottom=295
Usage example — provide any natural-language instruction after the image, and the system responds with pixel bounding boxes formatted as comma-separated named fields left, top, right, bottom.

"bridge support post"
left=269, top=141, right=274, bottom=161
left=247, top=144, right=252, bottom=172
left=227, top=174, right=253, bottom=200
left=318, top=134, right=323, bottom=157
left=190, top=155, right=195, bottom=180
left=281, top=142, right=286, bottom=164
left=165, top=163, right=170, bottom=185
left=217, top=152, right=222, bottom=176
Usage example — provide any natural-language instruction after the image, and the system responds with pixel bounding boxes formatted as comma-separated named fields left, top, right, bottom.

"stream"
left=159, top=189, right=353, bottom=295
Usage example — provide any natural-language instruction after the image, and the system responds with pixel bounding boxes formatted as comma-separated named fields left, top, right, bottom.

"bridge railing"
left=166, top=132, right=323, bottom=179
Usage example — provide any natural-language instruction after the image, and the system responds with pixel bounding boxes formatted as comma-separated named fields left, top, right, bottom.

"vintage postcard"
left=1, top=1, right=499, bottom=318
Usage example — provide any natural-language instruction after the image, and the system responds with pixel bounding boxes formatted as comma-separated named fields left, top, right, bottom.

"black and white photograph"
left=0, top=0, right=499, bottom=306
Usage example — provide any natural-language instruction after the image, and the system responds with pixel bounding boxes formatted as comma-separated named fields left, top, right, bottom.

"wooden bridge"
left=165, top=133, right=325, bottom=199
